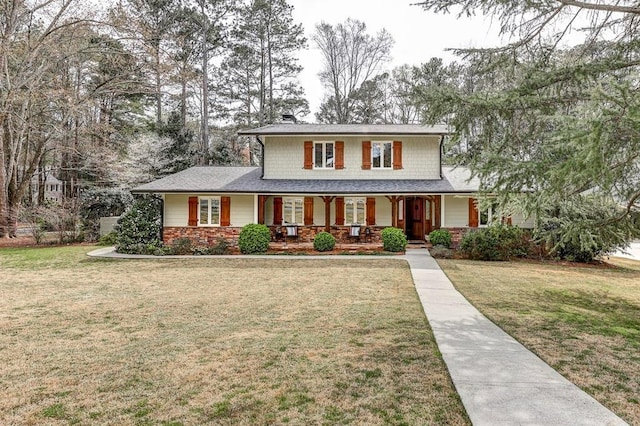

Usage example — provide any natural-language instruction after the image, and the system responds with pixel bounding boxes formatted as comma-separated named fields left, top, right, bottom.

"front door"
left=405, top=197, right=424, bottom=240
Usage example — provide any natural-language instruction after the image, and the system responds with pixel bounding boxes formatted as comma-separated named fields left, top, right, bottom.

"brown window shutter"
left=468, top=198, right=479, bottom=227
left=188, top=196, right=198, bottom=226
left=273, top=197, right=283, bottom=225
left=335, top=141, right=344, bottom=169
left=258, top=195, right=266, bottom=224
left=220, top=196, right=231, bottom=226
left=304, top=197, right=314, bottom=225
left=393, top=141, right=402, bottom=169
left=366, top=197, right=376, bottom=225
left=335, top=197, right=345, bottom=225
left=304, top=141, right=313, bottom=169
left=362, top=141, right=371, bottom=169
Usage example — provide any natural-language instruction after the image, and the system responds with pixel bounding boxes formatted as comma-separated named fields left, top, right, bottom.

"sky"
left=288, top=0, right=501, bottom=121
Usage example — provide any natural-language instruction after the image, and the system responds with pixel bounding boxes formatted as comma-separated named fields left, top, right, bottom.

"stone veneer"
left=441, top=227, right=470, bottom=248
left=163, top=226, right=384, bottom=246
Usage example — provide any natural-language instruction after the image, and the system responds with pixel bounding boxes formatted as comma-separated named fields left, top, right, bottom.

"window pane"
left=480, top=209, right=489, bottom=225
left=211, top=198, right=220, bottom=224
left=295, top=199, right=303, bottom=224
left=199, top=199, right=208, bottom=225
left=314, top=143, right=323, bottom=168
left=356, top=199, right=365, bottom=224
left=284, top=199, right=293, bottom=224
left=345, top=199, right=354, bottom=224
left=383, top=143, right=392, bottom=168
left=326, top=143, right=334, bottom=167
left=372, top=143, right=381, bottom=168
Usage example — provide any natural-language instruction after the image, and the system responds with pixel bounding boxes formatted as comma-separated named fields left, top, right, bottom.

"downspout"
left=160, top=195, right=165, bottom=243
left=439, top=134, right=445, bottom=179
left=255, top=135, right=265, bottom=179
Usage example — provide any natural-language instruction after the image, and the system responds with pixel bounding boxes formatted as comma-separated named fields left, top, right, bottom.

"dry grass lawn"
left=0, top=246, right=468, bottom=425
left=437, top=256, right=640, bottom=425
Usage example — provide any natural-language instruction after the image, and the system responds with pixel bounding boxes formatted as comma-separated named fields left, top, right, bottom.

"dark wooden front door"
left=405, top=197, right=425, bottom=240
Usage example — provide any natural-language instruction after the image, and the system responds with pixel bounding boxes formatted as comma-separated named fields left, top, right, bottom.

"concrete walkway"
left=88, top=247, right=627, bottom=425
left=405, top=249, right=627, bottom=426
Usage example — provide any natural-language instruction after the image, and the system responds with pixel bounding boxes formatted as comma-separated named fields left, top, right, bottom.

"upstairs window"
left=314, top=142, right=334, bottom=169
left=283, top=197, right=303, bottom=224
left=199, top=196, right=220, bottom=225
left=372, top=141, right=392, bottom=169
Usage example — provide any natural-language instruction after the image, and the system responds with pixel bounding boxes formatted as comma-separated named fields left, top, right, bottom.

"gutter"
left=255, top=135, right=265, bottom=179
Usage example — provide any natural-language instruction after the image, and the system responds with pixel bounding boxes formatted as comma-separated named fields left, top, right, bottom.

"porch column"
left=386, top=196, right=399, bottom=227
left=320, top=196, right=335, bottom=232
left=435, top=195, right=442, bottom=229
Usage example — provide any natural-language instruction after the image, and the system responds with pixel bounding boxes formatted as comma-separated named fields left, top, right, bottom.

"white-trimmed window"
left=314, top=141, right=334, bottom=169
left=345, top=197, right=366, bottom=225
left=199, top=196, right=220, bottom=225
left=283, top=197, right=303, bottom=224
left=479, top=201, right=499, bottom=227
left=372, top=141, right=392, bottom=169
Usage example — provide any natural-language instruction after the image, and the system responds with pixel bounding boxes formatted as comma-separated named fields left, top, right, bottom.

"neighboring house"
left=31, top=171, right=65, bottom=204
left=133, top=122, right=534, bottom=245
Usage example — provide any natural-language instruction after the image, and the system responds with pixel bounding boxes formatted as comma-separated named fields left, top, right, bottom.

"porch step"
left=407, top=240, right=429, bottom=249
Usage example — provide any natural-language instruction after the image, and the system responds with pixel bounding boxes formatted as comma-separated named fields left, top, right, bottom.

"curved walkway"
left=88, top=247, right=627, bottom=425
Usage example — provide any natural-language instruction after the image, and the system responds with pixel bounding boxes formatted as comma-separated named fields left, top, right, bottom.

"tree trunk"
left=266, top=2, right=274, bottom=123
left=155, top=41, right=162, bottom=126
left=200, top=2, right=209, bottom=165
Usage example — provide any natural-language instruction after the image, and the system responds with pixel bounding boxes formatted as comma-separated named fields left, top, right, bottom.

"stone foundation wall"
left=163, top=225, right=385, bottom=246
left=441, top=227, right=470, bottom=248
left=163, top=227, right=242, bottom=246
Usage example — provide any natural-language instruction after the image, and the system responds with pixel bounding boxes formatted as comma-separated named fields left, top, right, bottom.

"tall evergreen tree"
left=218, top=0, right=308, bottom=126
left=414, top=0, right=640, bottom=255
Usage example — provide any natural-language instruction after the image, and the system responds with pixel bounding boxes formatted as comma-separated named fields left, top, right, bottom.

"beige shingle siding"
left=263, top=136, right=441, bottom=180
left=164, top=194, right=255, bottom=227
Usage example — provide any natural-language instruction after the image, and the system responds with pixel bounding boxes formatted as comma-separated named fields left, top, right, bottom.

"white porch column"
left=253, top=194, right=258, bottom=224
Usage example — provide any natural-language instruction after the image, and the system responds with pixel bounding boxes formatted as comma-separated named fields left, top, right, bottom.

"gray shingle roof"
left=238, top=123, right=450, bottom=136
left=132, top=166, right=479, bottom=194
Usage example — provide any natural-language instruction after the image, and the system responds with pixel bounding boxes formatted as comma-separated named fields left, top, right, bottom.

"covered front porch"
left=255, top=194, right=444, bottom=242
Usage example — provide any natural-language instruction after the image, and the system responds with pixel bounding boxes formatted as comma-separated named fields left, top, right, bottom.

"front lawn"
left=0, top=246, right=468, bottom=425
left=437, top=257, right=640, bottom=424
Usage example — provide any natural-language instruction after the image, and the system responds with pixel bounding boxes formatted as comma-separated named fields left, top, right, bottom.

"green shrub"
left=171, top=237, right=194, bottom=255
left=115, top=196, right=163, bottom=255
left=209, top=237, right=230, bottom=255
left=98, top=231, right=117, bottom=246
left=428, top=229, right=452, bottom=248
left=429, top=244, right=454, bottom=259
left=381, top=227, right=407, bottom=252
left=460, top=224, right=530, bottom=261
left=238, top=224, right=271, bottom=254
left=80, top=188, right=133, bottom=242
left=313, top=231, right=336, bottom=252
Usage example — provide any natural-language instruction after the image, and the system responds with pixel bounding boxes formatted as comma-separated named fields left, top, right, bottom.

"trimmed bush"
left=115, top=196, right=163, bottom=254
left=460, top=224, right=530, bottom=261
left=313, top=231, right=336, bottom=252
left=428, top=229, right=452, bottom=248
left=381, top=227, right=407, bottom=252
left=238, top=224, right=271, bottom=254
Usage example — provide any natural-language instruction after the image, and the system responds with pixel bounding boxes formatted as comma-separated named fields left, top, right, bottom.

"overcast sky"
left=287, top=0, right=501, bottom=121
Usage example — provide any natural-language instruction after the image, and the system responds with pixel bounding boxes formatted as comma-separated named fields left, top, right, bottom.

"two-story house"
left=132, top=122, right=534, bottom=245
